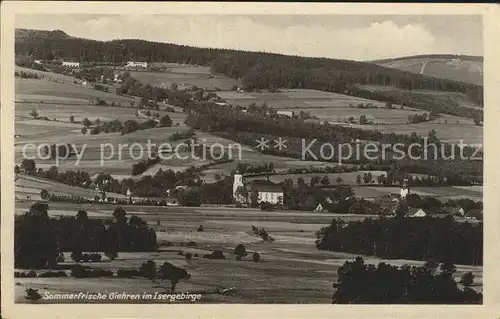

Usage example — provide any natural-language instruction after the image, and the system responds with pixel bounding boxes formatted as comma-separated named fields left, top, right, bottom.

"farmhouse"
left=233, top=171, right=284, bottom=205
left=126, top=61, right=148, bottom=68
left=277, top=110, right=294, bottom=117
left=62, top=61, right=80, bottom=68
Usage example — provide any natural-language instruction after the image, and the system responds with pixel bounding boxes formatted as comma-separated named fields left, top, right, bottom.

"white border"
left=2, top=2, right=500, bottom=319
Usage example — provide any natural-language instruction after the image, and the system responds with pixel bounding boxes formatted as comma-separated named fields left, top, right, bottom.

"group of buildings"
left=231, top=172, right=482, bottom=220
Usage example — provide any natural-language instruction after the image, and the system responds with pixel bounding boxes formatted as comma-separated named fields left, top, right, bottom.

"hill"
left=372, top=55, right=483, bottom=86
left=15, top=29, right=483, bottom=118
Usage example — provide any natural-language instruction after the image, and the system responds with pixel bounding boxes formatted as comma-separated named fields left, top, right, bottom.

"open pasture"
left=16, top=78, right=134, bottom=105
left=147, top=63, right=213, bottom=75
left=129, top=71, right=238, bottom=91
left=351, top=185, right=482, bottom=201
left=246, top=171, right=403, bottom=186
left=15, top=175, right=128, bottom=201
left=15, top=202, right=483, bottom=303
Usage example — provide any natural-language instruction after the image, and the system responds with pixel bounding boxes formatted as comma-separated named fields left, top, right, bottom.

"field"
left=216, top=88, right=482, bottom=145
left=128, top=69, right=238, bottom=91
left=374, top=55, right=483, bottom=85
left=14, top=201, right=483, bottom=303
left=15, top=175, right=128, bottom=201
left=351, top=185, right=483, bottom=201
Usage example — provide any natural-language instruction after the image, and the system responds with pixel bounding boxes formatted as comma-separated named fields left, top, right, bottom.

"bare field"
left=14, top=202, right=483, bottom=303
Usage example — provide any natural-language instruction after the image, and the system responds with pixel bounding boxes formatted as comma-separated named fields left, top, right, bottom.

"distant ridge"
left=369, top=54, right=483, bottom=64
left=371, top=54, right=483, bottom=85
left=15, top=28, right=72, bottom=40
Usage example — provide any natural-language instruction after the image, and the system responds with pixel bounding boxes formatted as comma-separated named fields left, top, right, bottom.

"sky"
left=15, top=14, right=483, bottom=61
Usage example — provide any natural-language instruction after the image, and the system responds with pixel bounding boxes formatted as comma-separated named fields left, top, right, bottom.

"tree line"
left=316, top=216, right=482, bottom=266
left=333, top=256, right=482, bottom=304
left=15, top=203, right=158, bottom=269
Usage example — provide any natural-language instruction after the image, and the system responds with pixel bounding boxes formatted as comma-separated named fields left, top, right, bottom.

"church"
left=233, top=171, right=284, bottom=205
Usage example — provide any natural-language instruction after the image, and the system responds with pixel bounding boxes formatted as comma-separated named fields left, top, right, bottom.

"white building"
left=233, top=171, right=284, bottom=205
left=126, top=61, right=148, bottom=68
left=34, top=60, right=42, bottom=65
left=62, top=61, right=80, bottom=68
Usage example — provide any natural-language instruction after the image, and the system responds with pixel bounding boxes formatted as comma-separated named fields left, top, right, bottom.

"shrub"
left=71, top=251, right=83, bottom=262
left=185, top=252, right=193, bottom=261
left=30, top=109, right=39, bottom=117
left=104, top=251, right=118, bottom=261
left=116, top=269, right=141, bottom=278
left=89, top=253, right=102, bottom=262
left=38, top=271, right=67, bottom=278
left=461, top=272, right=475, bottom=287
left=203, top=250, right=226, bottom=260
left=252, top=251, right=261, bottom=262
left=234, top=244, right=247, bottom=260
left=197, top=225, right=204, bottom=232
left=185, top=241, right=197, bottom=247
left=139, top=260, right=157, bottom=280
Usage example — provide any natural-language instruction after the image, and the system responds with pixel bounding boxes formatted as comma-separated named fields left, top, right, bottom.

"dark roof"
left=245, top=180, right=283, bottom=192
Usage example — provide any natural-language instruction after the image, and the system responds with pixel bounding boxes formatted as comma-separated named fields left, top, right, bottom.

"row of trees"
left=15, top=203, right=158, bottom=269
left=333, top=256, right=482, bottom=303
left=316, top=216, right=482, bottom=265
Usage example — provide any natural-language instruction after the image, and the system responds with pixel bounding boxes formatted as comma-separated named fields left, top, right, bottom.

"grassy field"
left=15, top=175, right=128, bottom=201
left=129, top=70, right=238, bottom=91
left=216, top=88, right=482, bottom=145
left=374, top=56, right=483, bottom=85
left=351, top=185, right=483, bottom=201
left=14, top=202, right=483, bottom=303
left=16, top=78, right=134, bottom=105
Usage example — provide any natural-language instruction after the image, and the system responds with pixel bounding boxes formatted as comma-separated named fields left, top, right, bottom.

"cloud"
left=16, top=15, right=480, bottom=60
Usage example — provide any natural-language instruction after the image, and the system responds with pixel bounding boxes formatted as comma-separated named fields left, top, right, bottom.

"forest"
left=316, top=216, right=482, bottom=266
left=15, top=203, right=158, bottom=269
left=333, top=256, right=482, bottom=304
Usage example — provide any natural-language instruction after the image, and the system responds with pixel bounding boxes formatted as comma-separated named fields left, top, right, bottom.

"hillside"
left=15, top=29, right=483, bottom=118
left=372, top=55, right=483, bottom=86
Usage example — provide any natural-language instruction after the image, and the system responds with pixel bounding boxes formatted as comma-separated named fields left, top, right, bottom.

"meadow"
left=129, top=69, right=238, bottom=91
left=14, top=202, right=483, bottom=303
left=216, top=88, right=482, bottom=145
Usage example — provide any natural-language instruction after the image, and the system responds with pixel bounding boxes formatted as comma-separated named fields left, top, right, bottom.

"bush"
left=252, top=251, right=261, bottom=262
left=71, top=251, right=83, bottom=262
left=38, top=271, right=67, bottom=278
left=185, top=241, right=197, bottom=247
left=116, top=269, right=141, bottom=278
left=203, top=250, right=226, bottom=260
left=89, top=253, right=102, bottom=262
left=104, top=251, right=118, bottom=261
left=185, top=252, right=193, bottom=261
left=71, top=265, right=88, bottom=278
left=197, top=225, right=204, bottom=232
left=234, top=244, right=247, bottom=260
left=461, top=272, right=474, bottom=287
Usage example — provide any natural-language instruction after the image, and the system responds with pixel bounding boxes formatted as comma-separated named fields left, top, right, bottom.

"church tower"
left=233, top=169, right=244, bottom=201
left=400, top=177, right=410, bottom=199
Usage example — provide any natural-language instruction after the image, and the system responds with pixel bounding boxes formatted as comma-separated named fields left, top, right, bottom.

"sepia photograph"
left=2, top=2, right=500, bottom=318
